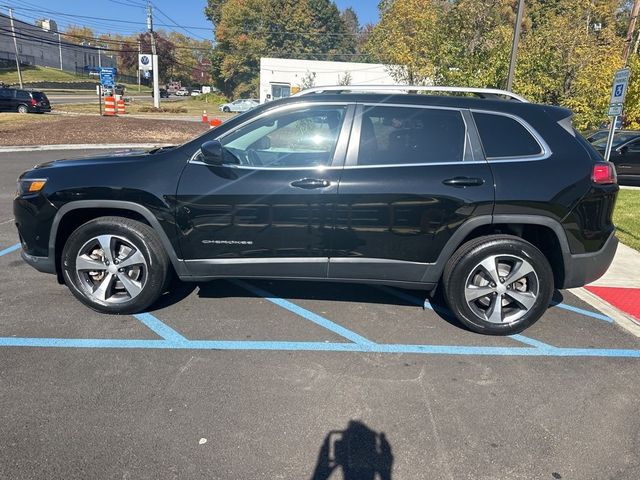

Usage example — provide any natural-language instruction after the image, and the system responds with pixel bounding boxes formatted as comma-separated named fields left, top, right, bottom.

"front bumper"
left=563, top=231, right=618, bottom=289
left=21, top=249, right=56, bottom=274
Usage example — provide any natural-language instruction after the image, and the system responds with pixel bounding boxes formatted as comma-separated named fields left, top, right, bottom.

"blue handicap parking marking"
left=231, top=279, right=377, bottom=346
left=0, top=243, right=21, bottom=257
left=0, top=248, right=638, bottom=357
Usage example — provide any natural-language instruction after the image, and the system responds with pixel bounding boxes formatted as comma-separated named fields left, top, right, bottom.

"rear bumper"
left=563, top=231, right=618, bottom=288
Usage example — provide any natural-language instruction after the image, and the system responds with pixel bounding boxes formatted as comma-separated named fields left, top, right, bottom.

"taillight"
left=30, top=99, right=37, bottom=106
left=592, top=162, right=617, bottom=185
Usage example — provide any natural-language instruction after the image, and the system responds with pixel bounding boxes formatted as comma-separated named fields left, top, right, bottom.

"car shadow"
left=148, top=277, right=571, bottom=334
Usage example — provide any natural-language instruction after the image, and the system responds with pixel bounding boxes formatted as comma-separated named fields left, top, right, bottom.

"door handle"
left=290, top=178, right=331, bottom=189
left=442, top=177, right=485, bottom=187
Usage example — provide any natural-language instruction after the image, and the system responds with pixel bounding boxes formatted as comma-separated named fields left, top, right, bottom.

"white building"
left=259, top=57, right=398, bottom=103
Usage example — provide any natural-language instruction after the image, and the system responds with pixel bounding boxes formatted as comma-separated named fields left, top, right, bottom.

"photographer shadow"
left=311, top=420, right=393, bottom=480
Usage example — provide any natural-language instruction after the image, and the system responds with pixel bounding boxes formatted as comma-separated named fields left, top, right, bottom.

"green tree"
left=365, top=0, right=631, bottom=130
left=207, top=0, right=356, bottom=97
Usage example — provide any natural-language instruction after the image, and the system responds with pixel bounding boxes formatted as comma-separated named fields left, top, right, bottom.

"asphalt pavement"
left=1, top=150, right=639, bottom=480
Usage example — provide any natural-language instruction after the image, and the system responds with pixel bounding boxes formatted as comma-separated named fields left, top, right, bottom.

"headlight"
left=17, top=178, right=47, bottom=195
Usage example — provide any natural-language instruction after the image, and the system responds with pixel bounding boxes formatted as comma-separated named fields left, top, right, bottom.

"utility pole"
left=147, top=1, right=160, bottom=108
left=623, top=0, right=640, bottom=65
left=8, top=8, right=23, bottom=89
left=138, top=39, right=141, bottom=92
left=506, top=0, right=525, bottom=92
left=98, top=45, right=102, bottom=68
left=58, top=32, right=63, bottom=70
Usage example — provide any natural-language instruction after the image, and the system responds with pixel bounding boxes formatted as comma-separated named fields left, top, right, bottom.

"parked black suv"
left=14, top=87, right=619, bottom=334
left=591, top=131, right=640, bottom=184
left=0, top=88, right=51, bottom=113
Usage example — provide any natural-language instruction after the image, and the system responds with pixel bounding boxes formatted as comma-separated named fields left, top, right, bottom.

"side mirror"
left=201, top=140, right=224, bottom=165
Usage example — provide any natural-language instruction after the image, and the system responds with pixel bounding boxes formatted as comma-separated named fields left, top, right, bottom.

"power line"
left=1, top=2, right=361, bottom=37
left=150, top=1, right=210, bottom=42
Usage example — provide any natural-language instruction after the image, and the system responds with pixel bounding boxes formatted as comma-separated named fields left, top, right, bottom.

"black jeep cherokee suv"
left=14, top=90, right=619, bottom=335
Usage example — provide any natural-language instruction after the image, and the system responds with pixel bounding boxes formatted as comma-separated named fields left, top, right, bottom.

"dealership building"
left=259, top=57, right=397, bottom=103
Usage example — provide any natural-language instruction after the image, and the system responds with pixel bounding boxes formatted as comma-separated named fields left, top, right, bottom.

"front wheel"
left=442, top=235, right=554, bottom=335
left=223, top=106, right=230, bottom=113
left=61, top=217, right=169, bottom=314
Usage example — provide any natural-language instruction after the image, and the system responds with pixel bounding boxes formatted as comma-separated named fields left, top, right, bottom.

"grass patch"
left=56, top=96, right=235, bottom=117
left=0, top=113, right=56, bottom=127
left=137, top=106, right=188, bottom=113
left=0, top=66, right=150, bottom=92
left=614, top=189, right=640, bottom=251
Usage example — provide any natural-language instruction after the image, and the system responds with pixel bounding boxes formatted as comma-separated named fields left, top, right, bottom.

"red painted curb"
left=585, top=286, right=640, bottom=322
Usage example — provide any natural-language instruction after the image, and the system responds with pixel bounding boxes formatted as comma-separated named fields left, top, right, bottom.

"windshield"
left=592, top=132, right=640, bottom=149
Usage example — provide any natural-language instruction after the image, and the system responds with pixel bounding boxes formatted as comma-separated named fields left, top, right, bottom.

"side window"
left=0, top=89, right=10, bottom=99
left=625, top=139, right=640, bottom=153
left=219, top=105, right=347, bottom=168
left=357, top=106, right=466, bottom=166
left=16, top=91, right=31, bottom=101
left=473, top=112, right=542, bottom=158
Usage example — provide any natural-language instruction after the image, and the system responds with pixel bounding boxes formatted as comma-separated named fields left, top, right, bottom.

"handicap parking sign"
left=614, top=84, right=624, bottom=97
left=609, top=68, right=630, bottom=104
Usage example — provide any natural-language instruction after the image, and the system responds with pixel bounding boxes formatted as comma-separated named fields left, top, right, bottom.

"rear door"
left=330, top=103, right=494, bottom=283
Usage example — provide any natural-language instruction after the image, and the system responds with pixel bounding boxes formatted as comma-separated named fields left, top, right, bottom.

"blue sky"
left=3, top=1, right=379, bottom=39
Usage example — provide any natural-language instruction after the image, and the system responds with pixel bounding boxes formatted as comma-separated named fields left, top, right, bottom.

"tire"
left=223, top=106, right=230, bottom=113
left=61, top=216, right=169, bottom=314
left=442, top=235, right=554, bottom=335
left=17, top=104, right=28, bottom=114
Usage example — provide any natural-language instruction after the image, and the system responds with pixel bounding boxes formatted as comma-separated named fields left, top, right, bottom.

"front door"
left=176, top=103, right=354, bottom=278
left=330, top=104, right=495, bottom=283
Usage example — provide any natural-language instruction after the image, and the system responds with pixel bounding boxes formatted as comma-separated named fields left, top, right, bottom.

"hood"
left=30, top=146, right=176, bottom=171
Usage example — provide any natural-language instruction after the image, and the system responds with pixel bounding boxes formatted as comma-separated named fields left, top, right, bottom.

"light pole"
left=506, top=0, right=525, bottom=92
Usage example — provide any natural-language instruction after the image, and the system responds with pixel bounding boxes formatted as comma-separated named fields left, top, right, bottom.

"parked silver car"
left=219, top=98, right=259, bottom=113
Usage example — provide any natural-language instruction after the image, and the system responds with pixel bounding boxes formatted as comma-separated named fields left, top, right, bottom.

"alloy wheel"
left=464, top=254, right=539, bottom=324
left=75, top=234, right=148, bottom=304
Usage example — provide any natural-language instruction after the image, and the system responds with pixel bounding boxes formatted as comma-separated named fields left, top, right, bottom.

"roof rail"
left=294, top=85, right=529, bottom=103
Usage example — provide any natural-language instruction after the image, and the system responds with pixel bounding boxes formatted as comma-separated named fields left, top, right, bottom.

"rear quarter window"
left=473, top=112, right=542, bottom=158
left=16, top=91, right=31, bottom=101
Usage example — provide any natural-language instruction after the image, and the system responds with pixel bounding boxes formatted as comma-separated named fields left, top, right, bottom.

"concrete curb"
left=569, top=287, right=640, bottom=338
left=0, top=144, right=172, bottom=153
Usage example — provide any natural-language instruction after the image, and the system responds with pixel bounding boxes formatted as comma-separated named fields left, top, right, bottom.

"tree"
left=207, top=0, right=357, bottom=97
left=341, top=7, right=359, bottom=37
left=167, top=31, right=214, bottom=85
left=63, top=25, right=96, bottom=45
left=120, top=32, right=176, bottom=83
left=364, top=0, right=631, bottom=130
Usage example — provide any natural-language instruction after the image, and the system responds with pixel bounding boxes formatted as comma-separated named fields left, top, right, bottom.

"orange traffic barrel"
left=104, top=96, right=116, bottom=116
left=116, top=98, right=126, bottom=115
left=209, top=118, right=223, bottom=128
left=202, top=110, right=208, bottom=123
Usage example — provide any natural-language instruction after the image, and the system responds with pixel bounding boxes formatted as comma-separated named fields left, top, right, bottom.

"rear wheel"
left=61, top=217, right=169, bottom=314
left=443, top=235, right=554, bottom=335
left=17, top=104, right=28, bottom=114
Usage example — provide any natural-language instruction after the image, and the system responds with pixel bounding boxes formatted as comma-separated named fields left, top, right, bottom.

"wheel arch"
left=50, top=201, right=186, bottom=282
left=424, top=215, right=571, bottom=288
